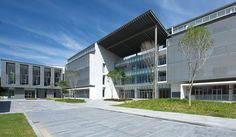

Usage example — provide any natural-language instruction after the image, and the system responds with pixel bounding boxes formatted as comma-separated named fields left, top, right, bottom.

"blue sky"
left=0, top=0, right=234, bottom=67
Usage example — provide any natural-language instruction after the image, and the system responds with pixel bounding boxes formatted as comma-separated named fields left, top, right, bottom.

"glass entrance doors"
left=119, top=90, right=135, bottom=98
left=139, top=89, right=152, bottom=98
left=25, top=90, right=35, bottom=98
left=192, top=85, right=229, bottom=101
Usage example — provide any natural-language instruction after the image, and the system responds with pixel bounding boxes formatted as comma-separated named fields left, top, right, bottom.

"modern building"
left=0, top=59, right=63, bottom=99
left=66, top=2, right=236, bottom=101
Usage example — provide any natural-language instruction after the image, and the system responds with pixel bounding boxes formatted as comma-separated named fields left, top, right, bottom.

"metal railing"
left=172, top=4, right=236, bottom=34
left=158, top=76, right=166, bottom=81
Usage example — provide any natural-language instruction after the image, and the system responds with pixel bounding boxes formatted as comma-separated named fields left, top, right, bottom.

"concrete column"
left=154, top=25, right=159, bottom=99
left=134, top=88, right=138, bottom=98
left=51, top=68, right=55, bottom=87
left=180, top=84, right=185, bottom=99
left=28, top=65, right=33, bottom=87
left=40, top=66, right=44, bottom=87
left=1, top=61, right=7, bottom=86
left=229, top=84, right=234, bottom=101
left=156, top=86, right=159, bottom=99
left=15, top=63, right=20, bottom=86
left=35, top=89, right=37, bottom=98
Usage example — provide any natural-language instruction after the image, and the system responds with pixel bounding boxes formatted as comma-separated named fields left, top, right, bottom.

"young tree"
left=107, top=68, right=126, bottom=99
left=57, top=80, right=68, bottom=98
left=178, top=26, right=214, bottom=106
left=141, top=41, right=159, bottom=99
left=65, top=70, right=80, bottom=98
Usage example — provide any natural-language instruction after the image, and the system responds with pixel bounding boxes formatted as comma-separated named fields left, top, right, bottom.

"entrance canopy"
left=97, top=10, right=169, bottom=57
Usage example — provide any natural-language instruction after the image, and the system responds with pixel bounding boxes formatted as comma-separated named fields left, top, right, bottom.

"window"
left=102, top=75, right=105, bottom=85
left=209, top=13, right=217, bottom=20
left=102, top=88, right=105, bottom=97
left=218, top=10, right=225, bottom=17
left=195, top=18, right=202, bottom=25
left=44, top=68, right=51, bottom=86
left=226, top=7, right=233, bottom=14
left=6, top=62, right=15, bottom=84
left=54, top=69, right=61, bottom=86
left=203, top=16, right=209, bottom=22
left=33, top=66, right=40, bottom=85
left=102, top=63, right=105, bottom=73
left=20, top=64, right=29, bottom=85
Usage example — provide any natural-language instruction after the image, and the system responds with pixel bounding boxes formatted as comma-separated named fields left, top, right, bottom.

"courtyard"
left=1, top=99, right=236, bottom=137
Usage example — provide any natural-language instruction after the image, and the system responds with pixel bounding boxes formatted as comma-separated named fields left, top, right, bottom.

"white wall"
left=89, top=43, right=121, bottom=99
left=170, top=82, right=182, bottom=98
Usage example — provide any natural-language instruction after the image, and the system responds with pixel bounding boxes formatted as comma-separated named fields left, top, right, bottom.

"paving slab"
left=1, top=99, right=236, bottom=137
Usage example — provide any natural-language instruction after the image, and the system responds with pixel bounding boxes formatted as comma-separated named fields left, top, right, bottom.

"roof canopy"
left=97, top=10, right=169, bottom=57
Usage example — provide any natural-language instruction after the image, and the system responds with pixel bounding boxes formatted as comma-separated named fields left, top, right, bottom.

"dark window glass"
left=6, top=63, right=15, bottom=84
left=33, top=66, right=40, bottom=85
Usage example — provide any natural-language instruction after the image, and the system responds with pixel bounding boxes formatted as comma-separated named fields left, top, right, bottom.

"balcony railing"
left=115, top=46, right=166, bottom=67
left=158, top=76, right=166, bottom=81
left=158, top=59, right=166, bottom=65
left=172, top=4, right=236, bottom=34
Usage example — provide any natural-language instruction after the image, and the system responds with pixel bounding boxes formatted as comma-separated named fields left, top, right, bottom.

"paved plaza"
left=1, top=100, right=236, bottom=137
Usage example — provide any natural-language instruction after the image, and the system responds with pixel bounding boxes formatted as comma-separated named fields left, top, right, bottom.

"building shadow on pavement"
left=0, top=101, right=11, bottom=113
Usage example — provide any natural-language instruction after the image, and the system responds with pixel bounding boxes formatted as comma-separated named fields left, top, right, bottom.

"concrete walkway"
left=86, top=100, right=236, bottom=131
left=1, top=99, right=236, bottom=137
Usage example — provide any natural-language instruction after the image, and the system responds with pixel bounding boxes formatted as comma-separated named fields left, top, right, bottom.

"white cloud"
left=0, top=37, right=75, bottom=58
left=0, top=46, right=49, bottom=60
left=155, top=0, right=196, bottom=27
left=157, top=0, right=194, bottom=17
left=4, top=21, right=83, bottom=51
left=58, top=33, right=82, bottom=50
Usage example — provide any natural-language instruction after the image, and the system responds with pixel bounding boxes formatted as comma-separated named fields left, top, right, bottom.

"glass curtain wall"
left=33, top=66, right=40, bottom=85
left=44, top=68, right=51, bottom=86
left=192, top=85, right=229, bottom=101
left=119, top=90, right=135, bottom=98
left=20, top=64, right=29, bottom=85
left=54, top=69, right=61, bottom=86
left=6, top=63, right=15, bottom=84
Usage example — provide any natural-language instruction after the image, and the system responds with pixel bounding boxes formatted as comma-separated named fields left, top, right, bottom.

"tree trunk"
left=188, top=79, right=194, bottom=107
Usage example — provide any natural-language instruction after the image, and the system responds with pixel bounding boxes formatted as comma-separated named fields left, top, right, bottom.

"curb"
left=24, top=112, right=44, bottom=137
left=95, top=107, right=236, bottom=132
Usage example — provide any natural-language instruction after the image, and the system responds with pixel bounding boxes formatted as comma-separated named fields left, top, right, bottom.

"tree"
left=57, top=80, right=68, bottom=98
left=178, top=26, right=214, bottom=106
left=141, top=41, right=159, bottom=99
left=107, top=68, right=126, bottom=99
left=65, top=70, right=80, bottom=98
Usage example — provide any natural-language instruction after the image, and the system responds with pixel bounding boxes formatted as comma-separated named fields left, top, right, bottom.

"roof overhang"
left=97, top=10, right=169, bottom=57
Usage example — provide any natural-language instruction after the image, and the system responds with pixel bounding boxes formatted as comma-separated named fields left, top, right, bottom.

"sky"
left=0, top=0, right=235, bottom=67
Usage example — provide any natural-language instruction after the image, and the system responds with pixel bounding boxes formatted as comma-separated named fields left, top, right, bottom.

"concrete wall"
left=89, top=43, right=121, bottom=99
left=167, top=15, right=236, bottom=83
left=14, top=88, right=25, bottom=99
left=0, top=59, right=63, bottom=98
left=66, top=53, right=90, bottom=88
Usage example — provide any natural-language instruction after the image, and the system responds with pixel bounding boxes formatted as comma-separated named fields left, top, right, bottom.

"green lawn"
left=53, top=98, right=86, bottom=103
left=25, top=98, right=37, bottom=100
left=104, top=98, right=132, bottom=102
left=116, top=99, right=236, bottom=119
left=0, top=113, right=36, bottom=137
